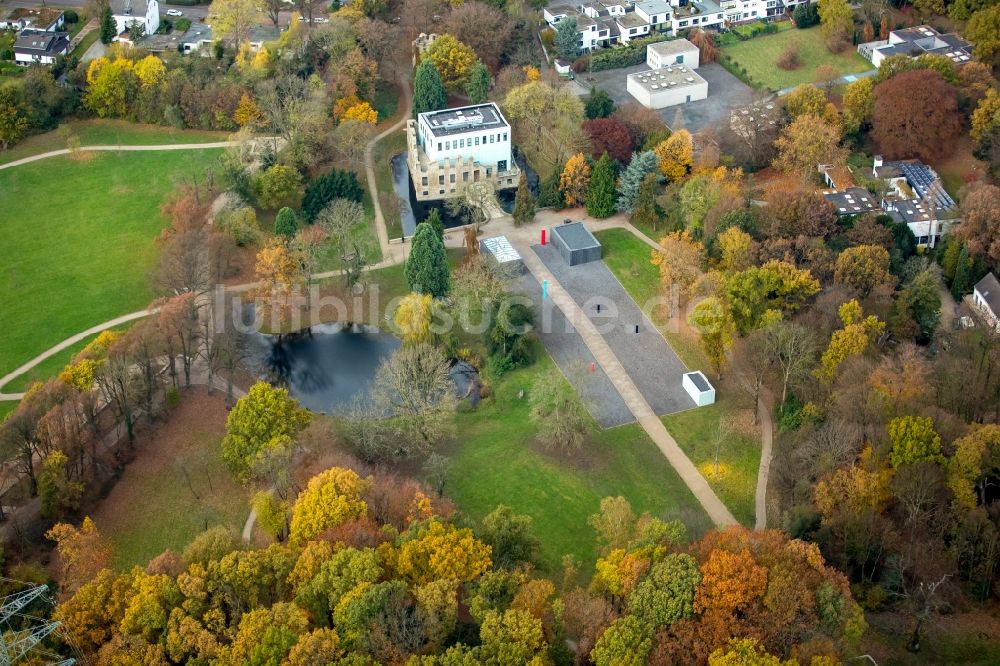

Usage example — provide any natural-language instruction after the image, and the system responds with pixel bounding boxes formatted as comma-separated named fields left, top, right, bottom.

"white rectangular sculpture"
left=682, top=371, right=716, bottom=407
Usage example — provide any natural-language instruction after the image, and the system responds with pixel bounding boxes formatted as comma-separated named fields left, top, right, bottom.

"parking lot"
left=576, top=62, right=757, bottom=133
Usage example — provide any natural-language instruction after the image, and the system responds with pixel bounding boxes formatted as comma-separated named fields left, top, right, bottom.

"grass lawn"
left=0, top=401, right=16, bottom=422
left=372, top=129, right=407, bottom=240
left=0, top=148, right=223, bottom=381
left=0, top=119, right=228, bottom=166
left=444, top=352, right=713, bottom=576
left=593, top=228, right=705, bottom=368
left=721, top=26, right=873, bottom=91
left=662, top=398, right=759, bottom=526
left=91, top=391, right=248, bottom=569
left=2, top=336, right=96, bottom=394
left=373, top=80, right=400, bottom=126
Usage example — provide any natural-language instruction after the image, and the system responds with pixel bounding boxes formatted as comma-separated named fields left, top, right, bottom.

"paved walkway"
left=754, top=389, right=775, bottom=530
left=513, top=236, right=738, bottom=528
left=364, top=75, right=412, bottom=258
left=0, top=309, right=154, bottom=400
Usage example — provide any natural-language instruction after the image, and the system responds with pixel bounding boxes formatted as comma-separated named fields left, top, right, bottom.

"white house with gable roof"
left=110, top=0, right=159, bottom=38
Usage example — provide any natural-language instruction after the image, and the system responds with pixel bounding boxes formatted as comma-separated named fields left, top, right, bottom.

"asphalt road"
left=2, top=0, right=213, bottom=19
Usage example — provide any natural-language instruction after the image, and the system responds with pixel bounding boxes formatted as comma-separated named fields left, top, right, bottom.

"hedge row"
left=589, top=34, right=671, bottom=72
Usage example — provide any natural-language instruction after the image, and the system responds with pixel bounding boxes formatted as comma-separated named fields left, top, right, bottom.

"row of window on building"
left=437, top=133, right=507, bottom=152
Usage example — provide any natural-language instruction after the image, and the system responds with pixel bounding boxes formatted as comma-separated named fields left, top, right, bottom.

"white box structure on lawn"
left=682, top=371, right=716, bottom=407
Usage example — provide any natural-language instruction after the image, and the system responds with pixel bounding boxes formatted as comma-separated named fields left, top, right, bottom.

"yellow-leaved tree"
left=423, top=34, right=478, bottom=91
left=560, top=153, right=591, bottom=207
left=233, top=92, right=265, bottom=129
left=816, top=299, right=885, bottom=382
left=395, top=292, right=434, bottom=345
left=134, top=55, right=166, bottom=88
left=288, top=467, right=370, bottom=545
left=651, top=230, right=705, bottom=307
left=654, top=129, right=693, bottom=181
left=343, top=101, right=378, bottom=125
left=393, top=519, right=492, bottom=585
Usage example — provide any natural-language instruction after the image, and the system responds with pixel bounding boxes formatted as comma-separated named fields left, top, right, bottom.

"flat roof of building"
left=420, top=103, right=509, bottom=138
left=480, top=236, right=522, bottom=264
left=3, top=7, right=63, bottom=24
left=616, top=12, right=648, bottom=28
left=673, top=0, right=722, bottom=17
left=628, top=65, right=707, bottom=93
left=552, top=221, right=601, bottom=250
left=823, top=187, right=878, bottom=215
left=634, top=0, right=673, bottom=15
left=647, top=38, right=697, bottom=56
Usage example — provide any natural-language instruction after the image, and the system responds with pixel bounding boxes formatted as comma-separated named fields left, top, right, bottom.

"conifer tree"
left=586, top=153, right=616, bottom=219
left=424, top=208, right=445, bottom=239
left=536, top=170, right=563, bottom=209
left=405, top=221, right=450, bottom=298
left=274, top=207, right=298, bottom=238
left=512, top=173, right=536, bottom=226
left=631, top=173, right=664, bottom=231
left=615, top=151, right=658, bottom=214
left=413, top=60, right=447, bottom=117
left=466, top=61, right=490, bottom=104
left=951, top=242, right=971, bottom=299
left=99, top=4, right=116, bottom=44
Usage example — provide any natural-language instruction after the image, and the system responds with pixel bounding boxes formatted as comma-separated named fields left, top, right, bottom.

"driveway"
left=579, top=62, right=756, bottom=133
left=532, top=243, right=695, bottom=416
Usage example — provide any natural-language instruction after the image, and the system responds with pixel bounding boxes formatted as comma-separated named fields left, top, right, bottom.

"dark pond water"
left=245, top=324, right=481, bottom=414
left=390, top=147, right=540, bottom=237
left=246, top=323, right=401, bottom=415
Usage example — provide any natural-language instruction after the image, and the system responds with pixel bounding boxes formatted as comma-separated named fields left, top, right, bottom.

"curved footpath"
left=0, top=141, right=245, bottom=171
left=755, top=390, right=775, bottom=530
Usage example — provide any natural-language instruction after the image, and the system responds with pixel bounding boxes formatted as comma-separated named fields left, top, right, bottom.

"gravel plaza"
left=528, top=241, right=696, bottom=420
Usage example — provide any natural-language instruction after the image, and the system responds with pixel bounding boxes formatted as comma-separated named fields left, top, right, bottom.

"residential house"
left=634, top=0, right=672, bottom=31
left=0, top=7, right=65, bottom=32
left=858, top=25, right=973, bottom=67
left=669, top=0, right=725, bottom=34
left=13, top=29, right=70, bottom=65
left=179, top=22, right=279, bottom=54
left=406, top=103, right=521, bottom=202
left=818, top=157, right=958, bottom=247
left=719, top=0, right=782, bottom=23
left=874, top=157, right=958, bottom=248
left=973, top=273, right=1000, bottom=328
left=110, top=0, right=160, bottom=39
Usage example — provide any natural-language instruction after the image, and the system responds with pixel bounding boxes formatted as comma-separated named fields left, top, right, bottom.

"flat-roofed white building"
left=627, top=64, right=708, bottom=109
left=406, top=103, right=520, bottom=202
left=647, top=37, right=699, bottom=69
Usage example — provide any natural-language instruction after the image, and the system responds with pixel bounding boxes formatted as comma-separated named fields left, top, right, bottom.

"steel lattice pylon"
left=0, top=579, right=75, bottom=666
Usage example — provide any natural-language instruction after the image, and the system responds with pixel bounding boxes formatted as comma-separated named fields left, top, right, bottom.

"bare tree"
left=158, top=293, right=202, bottom=389
left=95, top=345, right=141, bottom=451
left=764, top=320, right=817, bottom=408
left=369, top=343, right=457, bottom=456
left=733, top=328, right=773, bottom=424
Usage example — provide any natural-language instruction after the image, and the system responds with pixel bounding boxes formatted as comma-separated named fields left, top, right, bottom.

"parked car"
left=312, top=16, right=329, bottom=22
left=165, top=8, right=183, bottom=16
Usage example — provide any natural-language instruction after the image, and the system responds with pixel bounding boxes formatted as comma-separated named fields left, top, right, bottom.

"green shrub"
left=174, top=17, right=192, bottom=32
left=63, top=9, right=79, bottom=23
left=590, top=34, right=670, bottom=72
left=0, top=49, right=11, bottom=61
